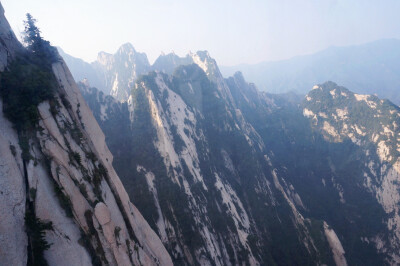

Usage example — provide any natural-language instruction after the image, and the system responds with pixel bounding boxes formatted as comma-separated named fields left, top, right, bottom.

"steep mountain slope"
left=0, top=4, right=172, bottom=266
left=81, top=48, right=400, bottom=264
left=220, top=39, right=400, bottom=105
left=81, top=56, right=347, bottom=265
left=54, top=15, right=400, bottom=266
left=231, top=80, right=400, bottom=265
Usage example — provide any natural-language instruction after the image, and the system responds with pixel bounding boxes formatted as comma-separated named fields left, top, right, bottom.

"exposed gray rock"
left=0, top=99, right=27, bottom=266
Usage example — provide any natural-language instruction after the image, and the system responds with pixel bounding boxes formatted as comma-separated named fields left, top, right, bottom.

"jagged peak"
left=96, top=50, right=113, bottom=64
left=152, top=52, right=193, bottom=74
left=155, top=52, right=182, bottom=61
left=116, top=43, right=150, bottom=67
left=155, top=51, right=193, bottom=61
left=96, top=43, right=137, bottom=61
left=189, top=50, right=221, bottom=76
left=316, top=81, right=340, bottom=90
left=233, top=71, right=245, bottom=82
left=117, top=42, right=136, bottom=54
left=190, top=50, right=211, bottom=61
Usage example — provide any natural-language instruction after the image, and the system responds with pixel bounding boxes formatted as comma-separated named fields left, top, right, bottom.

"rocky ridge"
left=60, top=46, right=239, bottom=103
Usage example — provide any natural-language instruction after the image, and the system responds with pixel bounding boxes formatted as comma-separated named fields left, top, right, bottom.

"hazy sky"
left=2, top=0, right=400, bottom=66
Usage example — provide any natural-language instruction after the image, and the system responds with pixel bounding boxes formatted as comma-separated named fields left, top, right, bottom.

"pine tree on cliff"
left=23, top=14, right=41, bottom=46
left=0, top=14, right=58, bottom=132
left=23, top=13, right=58, bottom=63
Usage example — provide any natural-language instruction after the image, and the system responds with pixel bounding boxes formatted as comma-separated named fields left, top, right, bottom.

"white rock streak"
left=323, top=222, right=347, bottom=266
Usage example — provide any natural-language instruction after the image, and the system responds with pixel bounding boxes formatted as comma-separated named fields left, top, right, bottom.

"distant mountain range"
left=220, top=39, right=400, bottom=105
left=57, top=46, right=221, bottom=102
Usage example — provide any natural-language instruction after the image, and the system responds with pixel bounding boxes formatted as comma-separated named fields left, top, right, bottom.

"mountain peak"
left=96, top=43, right=138, bottom=64
left=117, top=42, right=136, bottom=54
left=233, top=71, right=245, bottom=81
left=310, top=81, right=352, bottom=97
left=189, top=50, right=219, bottom=76
left=152, top=52, right=193, bottom=74
left=156, top=52, right=181, bottom=61
left=96, top=51, right=113, bottom=65
left=191, top=50, right=211, bottom=61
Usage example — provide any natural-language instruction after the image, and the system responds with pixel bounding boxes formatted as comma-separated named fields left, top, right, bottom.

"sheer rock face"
left=0, top=2, right=22, bottom=70
left=0, top=4, right=27, bottom=265
left=0, top=4, right=172, bottom=266
left=0, top=98, right=27, bottom=266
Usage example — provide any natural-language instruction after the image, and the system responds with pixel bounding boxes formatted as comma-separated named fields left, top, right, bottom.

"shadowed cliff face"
left=80, top=61, right=336, bottom=265
left=0, top=4, right=172, bottom=266
left=82, top=50, right=400, bottom=264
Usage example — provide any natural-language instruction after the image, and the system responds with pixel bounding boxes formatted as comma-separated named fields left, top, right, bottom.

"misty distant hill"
left=220, top=39, right=400, bottom=105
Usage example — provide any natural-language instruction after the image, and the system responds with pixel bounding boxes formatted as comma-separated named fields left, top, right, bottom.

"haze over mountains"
left=1, top=1, right=400, bottom=265
left=59, top=38, right=400, bottom=106
left=221, top=39, right=400, bottom=105
left=58, top=40, right=400, bottom=264
left=57, top=46, right=225, bottom=102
